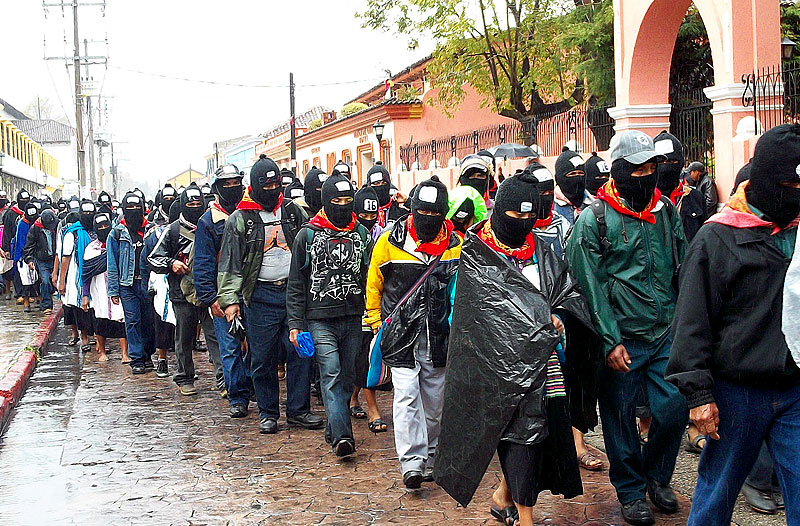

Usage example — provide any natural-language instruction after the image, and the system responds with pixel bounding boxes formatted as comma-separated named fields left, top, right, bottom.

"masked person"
left=554, top=150, right=590, bottom=224
left=149, top=184, right=178, bottom=225
left=365, top=164, right=395, bottom=229
left=567, top=131, right=688, bottom=526
left=55, top=198, right=68, bottom=219
left=477, top=149, right=498, bottom=200
left=584, top=153, right=611, bottom=199
left=14, top=203, right=40, bottom=313
left=280, top=168, right=295, bottom=189
left=365, top=176, right=462, bottom=489
left=217, top=155, right=322, bottom=434
left=108, top=192, right=156, bottom=374
left=459, top=155, right=492, bottom=201
left=284, top=179, right=304, bottom=202
left=446, top=186, right=477, bottom=239
left=2, top=190, right=31, bottom=302
left=387, top=184, right=410, bottom=224
left=54, top=196, right=82, bottom=345
left=436, top=173, right=596, bottom=526
left=666, top=124, right=800, bottom=526
left=0, top=190, right=14, bottom=300
left=97, top=191, right=113, bottom=216
left=23, top=208, right=58, bottom=315
left=296, top=167, right=327, bottom=218
left=194, top=164, right=251, bottom=415
left=287, top=174, right=373, bottom=456
left=331, top=161, right=352, bottom=181
left=81, top=213, right=127, bottom=363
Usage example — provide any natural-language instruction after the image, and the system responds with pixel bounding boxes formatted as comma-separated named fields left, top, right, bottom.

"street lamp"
left=373, top=120, right=385, bottom=142
left=783, top=37, right=796, bottom=60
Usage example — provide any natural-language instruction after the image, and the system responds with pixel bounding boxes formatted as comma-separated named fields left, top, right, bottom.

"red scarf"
left=120, top=217, right=149, bottom=231
left=534, top=210, right=554, bottom=229
left=33, top=218, right=43, bottom=229
left=309, top=209, right=357, bottom=232
left=668, top=181, right=685, bottom=206
left=9, top=205, right=23, bottom=216
left=707, top=181, right=800, bottom=234
left=478, top=221, right=535, bottom=260
left=406, top=215, right=454, bottom=256
left=237, top=187, right=283, bottom=212
left=596, top=180, right=662, bottom=224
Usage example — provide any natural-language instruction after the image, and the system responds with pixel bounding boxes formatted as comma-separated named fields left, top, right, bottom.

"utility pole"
left=289, top=72, right=297, bottom=175
left=214, top=142, right=219, bottom=171
left=84, top=38, right=97, bottom=197
left=110, top=141, right=117, bottom=197
left=72, top=0, right=87, bottom=195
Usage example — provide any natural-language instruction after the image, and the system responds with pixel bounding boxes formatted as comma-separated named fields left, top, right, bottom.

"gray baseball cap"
left=609, top=130, right=667, bottom=164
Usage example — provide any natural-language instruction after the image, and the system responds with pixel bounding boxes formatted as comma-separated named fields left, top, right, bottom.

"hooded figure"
left=584, top=153, right=611, bottom=197
left=79, top=200, right=97, bottom=231
left=179, top=185, right=206, bottom=225
left=211, top=163, right=245, bottom=214
left=611, top=158, right=659, bottom=213
left=284, top=179, right=305, bottom=201
left=489, top=174, right=539, bottom=248
left=280, top=168, right=295, bottom=188
left=249, top=155, right=283, bottom=211
left=653, top=131, right=685, bottom=199
left=331, top=161, right=352, bottom=181
left=0, top=191, right=8, bottom=210
left=303, top=167, right=328, bottom=216
left=555, top=150, right=587, bottom=209
left=447, top=186, right=479, bottom=237
left=97, top=191, right=113, bottom=216
left=17, top=190, right=31, bottom=211
left=367, top=164, right=392, bottom=208
left=200, top=183, right=212, bottom=196
left=410, top=176, right=450, bottom=243
left=459, top=155, right=491, bottom=197
left=56, top=198, right=68, bottom=218
left=121, top=192, right=146, bottom=231
left=320, top=175, right=356, bottom=229
left=747, top=127, right=800, bottom=227
left=354, top=186, right=380, bottom=234
left=160, top=185, right=178, bottom=213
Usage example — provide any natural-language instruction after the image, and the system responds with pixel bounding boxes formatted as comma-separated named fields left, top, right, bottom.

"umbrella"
left=489, top=143, right=538, bottom=159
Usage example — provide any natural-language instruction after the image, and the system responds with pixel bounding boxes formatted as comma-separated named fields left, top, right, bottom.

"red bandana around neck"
left=596, top=179, right=661, bottom=224
left=406, top=215, right=453, bottom=256
left=237, top=187, right=283, bottom=213
left=309, top=209, right=357, bottom=232
left=478, top=221, right=535, bottom=260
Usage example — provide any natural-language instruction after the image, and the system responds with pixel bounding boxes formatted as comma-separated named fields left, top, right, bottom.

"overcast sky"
left=0, top=0, right=430, bottom=193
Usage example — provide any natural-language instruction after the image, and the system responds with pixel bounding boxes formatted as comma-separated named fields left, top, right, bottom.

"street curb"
left=0, top=304, right=63, bottom=434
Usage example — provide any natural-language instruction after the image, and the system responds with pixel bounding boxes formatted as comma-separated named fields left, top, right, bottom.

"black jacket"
left=677, top=187, right=707, bottom=243
left=666, top=221, right=800, bottom=409
left=147, top=220, right=194, bottom=304
left=23, top=223, right=56, bottom=263
left=1, top=207, right=21, bottom=253
left=692, top=175, right=719, bottom=217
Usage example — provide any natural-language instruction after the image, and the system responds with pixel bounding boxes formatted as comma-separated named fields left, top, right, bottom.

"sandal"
left=578, top=451, right=604, bottom=471
left=686, top=432, right=707, bottom=454
left=368, top=419, right=388, bottom=433
left=68, top=336, right=79, bottom=347
left=490, top=505, right=519, bottom=525
left=349, top=405, right=367, bottom=419
left=80, top=343, right=93, bottom=352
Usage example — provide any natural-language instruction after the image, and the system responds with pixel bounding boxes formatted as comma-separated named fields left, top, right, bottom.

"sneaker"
left=333, top=439, right=355, bottom=458
left=178, top=383, right=198, bottom=396
left=229, top=404, right=248, bottom=418
left=403, top=470, right=423, bottom=489
left=155, top=359, right=169, bottom=378
left=131, top=364, right=147, bottom=375
left=144, top=360, right=155, bottom=371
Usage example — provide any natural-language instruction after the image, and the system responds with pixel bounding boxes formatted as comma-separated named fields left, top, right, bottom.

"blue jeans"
left=36, top=260, right=54, bottom=310
left=308, top=316, right=361, bottom=447
left=688, top=380, right=800, bottom=526
left=244, top=283, right=311, bottom=420
left=598, top=333, right=688, bottom=504
left=119, top=279, right=155, bottom=368
left=213, top=315, right=252, bottom=407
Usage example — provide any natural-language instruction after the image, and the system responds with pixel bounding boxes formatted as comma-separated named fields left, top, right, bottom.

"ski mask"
left=0, top=191, right=7, bottom=209
left=56, top=199, right=67, bottom=215
left=448, top=196, right=475, bottom=235
left=79, top=200, right=97, bottom=230
left=122, top=192, right=145, bottom=229
left=354, top=186, right=380, bottom=231
left=321, top=175, right=356, bottom=229
left=331, top=161, right=352, bottom=181
left=160, top=185, right=178, bottom=213
left=284, top=179, right=305, bottom=201
left=40, top=209, right=58, bottom=231
left=67, top=197, right=80, bottom=215
left=24, top=204, right=39, bottom=224
left=459, top=155, right=490, bottom=196
left=490, top=173, right=539, bottom=248
left=525, top=162, right=555, bottom=227
left=169, top=199, right=180, bottom=222
left=410, top=176, right=449, bottom=243
left=748, top=124, right=800, bottom=227
left=280, top=168, right=295, bottom=188
left=612, top=159, right=658, bottom=212
left=249, top=155, right=283, bottom=211
left=93, top=214, right=112, bottom=243
left=584, top=153, right=611, bottom=196
left=653, top=131, right=685, bottom=196
left=303, top=168, right=328, bottom=215
left=367, top=164, right=392, bottom=207
left=214, top=177, right=244, bottom=214
left=17, top=190, right=31, bottom=210
left=555, top=150, right=586, bottom=207
left=180, top=185, right=205, bottom=225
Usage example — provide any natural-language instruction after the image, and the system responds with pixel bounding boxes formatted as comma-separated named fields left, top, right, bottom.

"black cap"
left=321, top=174, right=355, bottom=204
left=250, top=155, right=281, bottom=188
left=555, top=150, right=585, bottom=179
left=354, top=186, right=379, bottom=215
left=410, top=175, right=448, bottom=215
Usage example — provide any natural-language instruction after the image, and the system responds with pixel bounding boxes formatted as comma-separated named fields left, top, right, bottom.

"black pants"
left=172, top=302, right=222, bottom=387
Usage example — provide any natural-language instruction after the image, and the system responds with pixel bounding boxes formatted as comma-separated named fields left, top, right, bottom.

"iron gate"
left=670, top=87, right=714, bottom=176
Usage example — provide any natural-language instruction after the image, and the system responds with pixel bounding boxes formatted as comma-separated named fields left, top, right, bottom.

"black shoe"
left=333, top=439, right=355, bottom=458
left=741, top=483, right=778, bottom=515
left=131, top=364, right=147, bottom=375
left=229, top=404, right=248, bottom=418
left=23, top=305, right=31, bottom=313
left=194, top=339, right=207, bottom=352
left=774, top=488, right=785, bottom=510
left=155, top=359, right=169, bottom=378
left=143, top=360, right=155, bottom=371
left=259, top=418, right=278, bottom=434
left=621, top=499, right=654, bottom=526
left=646, top=479, right=679, bottom=514
left=403, top=470, right=424, bottom=490
left=287, top=412, right=324, bottom=430
left=422, top=468, right=435, bottom=482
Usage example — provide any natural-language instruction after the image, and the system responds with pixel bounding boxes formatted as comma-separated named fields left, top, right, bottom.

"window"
left=342, top=149, right=352, bottom=166
left=313, top=157, right=321, bottom=170
left=302, top=160, right=310, bottom=175
left=326, top=153, right=336, bottom=174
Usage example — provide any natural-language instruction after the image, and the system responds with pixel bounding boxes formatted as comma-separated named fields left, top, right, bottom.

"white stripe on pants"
left=392, top=358, right=446, bottom=475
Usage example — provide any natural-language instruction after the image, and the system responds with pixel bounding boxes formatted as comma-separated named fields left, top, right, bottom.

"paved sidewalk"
left=1, top=331, right=692, bottom=525
left=0, top=299, right=47, bottom=377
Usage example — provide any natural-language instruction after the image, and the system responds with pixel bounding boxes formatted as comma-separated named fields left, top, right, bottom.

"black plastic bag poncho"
left=434, top=225, right=595, bottom=507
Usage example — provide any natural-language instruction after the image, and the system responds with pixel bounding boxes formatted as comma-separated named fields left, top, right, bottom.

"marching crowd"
left=0, top=124, right=798, bottom=526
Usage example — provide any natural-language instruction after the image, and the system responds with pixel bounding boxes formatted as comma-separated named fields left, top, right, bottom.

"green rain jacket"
left=565, top=198, right=687, bottom=355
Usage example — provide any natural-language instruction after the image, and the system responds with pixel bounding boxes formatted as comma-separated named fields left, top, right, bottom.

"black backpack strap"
left=589, top=200, right=611, bottom=253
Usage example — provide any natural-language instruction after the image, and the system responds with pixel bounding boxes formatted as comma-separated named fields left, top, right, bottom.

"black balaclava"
left=56, top=198, right=67, bottom=216
left=612, top=158, right=658, bottom=212
left=67, top=196, right=80, bottom=215
left=284, top=179, right=305, bottom=201
left=17, top=190, right=31, bottom=210
left=133, top=188, right=145, bottom=203
left=303, top=168, right=327, bottom=215
left=250, top=155, right=283, bottom=211
left=0, top=191, right=7, bottom=209
left=450, top=197, right=475, bottom=235
left=161, top=185, right=178, bottom=214
left=180, top=185, right=205, bottom=225
left=331, top=161, right=352, bottom=181
left=168, top=199, right=180, bottom=222
left=93, top=213, right=112, bottom=243
left=203, top=193, right=215, bottom=209
left=367, top=164, right=392, bottom=207
left=200, top=184, right=212, bottom=197
left=584, top=153, right=611, bottom=196
left=354, top=186, right=380, bottom=231
left=555, top=150, right=586, bottom=206
left=410, top=176, right=449, bottom=243
left=653, top=131, right=686, bottom=196
left=214, top=176, right=244, bottom=215
left=490, top=173, right=539, bottom=248
left=24, top=204, right=39, bottom=224
left=525, top=162, right=555, bottom=222
left=459, top=155, right=490, bottom=196
left=280, top=168, right=295, bottom=188
left=321, top=175, right=355, bottom=228
left=748, top=124, right=800, bottom=227
left=40, top=209, right=58, bottom=231
left=79, top=200, right=97, bottom=230
left=98, top=191, right=112, bottom=208
left=122, top=192, right=145, bottom=229
left=732, top=162, right=752, bottom=196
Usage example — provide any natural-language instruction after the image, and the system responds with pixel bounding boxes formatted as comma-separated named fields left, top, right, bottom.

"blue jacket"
left=107, top=222, right=144, bottom=296
left=193, top=206, right=227, bottom=307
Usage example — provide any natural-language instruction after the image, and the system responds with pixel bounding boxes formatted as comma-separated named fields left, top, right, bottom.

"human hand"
left=551, top=315, right=564, bottom=333
left=111, top=296, right=120, bottom=305
left=58, top=281, right=66, bottom=295
left=607, top=344, right=631, bottom=372
left=82, top=296, right=90, bottom=312
left=171, top=260, right=189, bottom=275
left=211, top=300, right=225, bottom=318
left=690, top=403, right=720, bottom=440
left=224, top=304, right=240, bottom=323
left=28, top=261, right=35, bottom=271
left=289, top=329, right=300, bottom=349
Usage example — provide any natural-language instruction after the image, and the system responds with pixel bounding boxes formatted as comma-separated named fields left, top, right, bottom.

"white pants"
left=392, top=357, right=446, bottom=475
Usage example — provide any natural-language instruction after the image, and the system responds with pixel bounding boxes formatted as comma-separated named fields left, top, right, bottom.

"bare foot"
left=121, top=352, right=130, bottom=364
left=98, top=352, right=108, bottom=362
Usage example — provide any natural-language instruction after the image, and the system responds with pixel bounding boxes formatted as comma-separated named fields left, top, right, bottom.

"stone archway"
left=610, top=0, right=782, bottom=196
